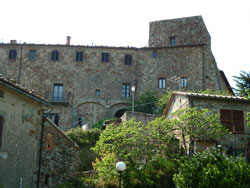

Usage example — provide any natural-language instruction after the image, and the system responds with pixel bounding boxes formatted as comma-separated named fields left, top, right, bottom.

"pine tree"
left=233, top=71, right=250, bottom=97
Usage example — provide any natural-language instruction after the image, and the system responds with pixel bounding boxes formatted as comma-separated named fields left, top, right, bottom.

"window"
left=78, top=117, right=82, bottom=127
left=153, top=51, right=157, bottom=58
left=44, top=175, right=50, bottom=186
left=0, top=116, right=3, bottom=148
left=45, top=113, right=59, bottom=126
left=220, top=109, right=244, bottom=133
left=96, top=89, right=100, bottom=97
left=29, top=50, right=37, bottom=61
left=170, top=36, right=176, bottom=46
left=125, top=55, right=132, bottom=65
left=51, top=50, right=59, bottom=61
left=76, top=51, right=84, bottom=62
left=0, top=90, right=4, bottom=98
left=122, top=84, right=130, bottom=98
left=101, top=52, right=109, bottom=62
left=180, top=77, right=187, bottom=88
left=53, top=84, right=64, bottom=102
left=9, top=49, right=17, bottom=60
left=158, top=78, right=166, bottom=89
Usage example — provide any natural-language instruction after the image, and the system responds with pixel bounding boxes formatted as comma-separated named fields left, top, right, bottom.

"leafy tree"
left=169, top=108, right=230, bottom=155
left=174, top=148, right=250, bottom=188
left=233, top=70, right=250, bottom=97
left=156, top=90, right=172, bottom=113
left=92, top=118, right=180, bottom=187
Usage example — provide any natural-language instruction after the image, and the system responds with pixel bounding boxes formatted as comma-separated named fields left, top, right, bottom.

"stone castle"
left=0, top=16, right=231, bottom=130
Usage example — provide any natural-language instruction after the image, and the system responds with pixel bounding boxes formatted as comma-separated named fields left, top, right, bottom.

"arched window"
left=51, top=50, right=59, bottom=61
left=0, top=116, right=4, bottom=148
left=125, top=55, right=132, bottom=65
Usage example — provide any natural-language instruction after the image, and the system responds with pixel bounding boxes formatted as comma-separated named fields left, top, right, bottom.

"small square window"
left=170, top=36, right=176, bottom=46
left=9, top=49, right=17, bottom=60
left=96, top=89, right=100, bottom=97
left=29, top=50, right=37, bottom=61
left=158, top=78, right=166, bottom=89
left=76, top=51, right=84, bottom=62
left=153, top=51, right=157, bottom=58
left=101, top=52, right=109, bottom=62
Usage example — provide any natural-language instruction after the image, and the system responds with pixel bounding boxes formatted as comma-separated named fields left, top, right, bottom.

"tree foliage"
left=174, top=148, right=250, bottom=188
left=169, top=108, right=230, bottom=155
left=233, top=70, right=250, bottom=97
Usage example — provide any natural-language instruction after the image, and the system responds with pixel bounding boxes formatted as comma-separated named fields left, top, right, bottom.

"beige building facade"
left=0, top=16, right=230, bottom=130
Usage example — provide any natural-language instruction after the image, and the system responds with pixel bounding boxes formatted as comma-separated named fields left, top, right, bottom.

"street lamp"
left=116, top=161, right=126, bottom=188
left=131, top=85, right=136, bottom=112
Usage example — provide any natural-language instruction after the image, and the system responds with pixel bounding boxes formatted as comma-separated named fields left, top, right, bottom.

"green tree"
left=233, top=70, right=250, bottom=97
left=92, top=118, right=180, bottom=187
left=169, top=108, right=230, bottom=155
left=174, top=148, right=250, bottom=188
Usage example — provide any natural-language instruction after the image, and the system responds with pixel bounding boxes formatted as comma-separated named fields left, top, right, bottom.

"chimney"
left=66, top=36, right=71, bottom=45
left=10, top=40, right=17, bottom=44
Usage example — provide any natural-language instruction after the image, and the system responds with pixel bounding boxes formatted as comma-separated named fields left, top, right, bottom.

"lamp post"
left=116, top=161, right=126, bottom=188
left=131, top=85, right=136, bottom=112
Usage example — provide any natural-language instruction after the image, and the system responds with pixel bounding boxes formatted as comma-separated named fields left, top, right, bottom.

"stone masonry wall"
left=39, top=119, right=79, bottom=187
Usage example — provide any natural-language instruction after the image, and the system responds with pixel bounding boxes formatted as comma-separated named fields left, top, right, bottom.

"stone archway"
left=114, top=109, right=127, bottom=118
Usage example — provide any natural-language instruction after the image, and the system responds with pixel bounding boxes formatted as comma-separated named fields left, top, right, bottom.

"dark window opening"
left=101, top=52, right=109, bottom=62
left=9, top=49, right=17, bottom=60
left=125, top=55, right=132, bottom=65
left=170, top=36, right=176, bottom=46
left=45, top=113, right=59, bottom=126
left=44, top=175, right=50, bottom=185
left=78, top=117, right=82, bottom=127
left=96, top=89, right=100, bottom=97
left=122, top=84, right=130, bottom=98
left=0, top=90, right=4, bottom=98
left=51, top=50, right=59, bottom=61
left=153, top=51, right=157, bottom=58
left=76, top=51, right=84, bottom=62
left=220, top=109, right=244, bottom=134
left=53, top=84, right=64, bottom=102
left=158, top=78, right=166, bottom=89
left=29, top=50, right=37, bottom=60
left=0, top=116, right=4, bottom=148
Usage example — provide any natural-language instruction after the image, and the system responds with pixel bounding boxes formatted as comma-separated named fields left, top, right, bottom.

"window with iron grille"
left=51, top=50, right=59, bottom=61
left=53, top=84, right=64, bottom=102
left=101, top=52, right=109, bottom=62
left=220, top=109, right=244, bottom=134
left=45, top=113, right=59, bottom=126
left=122, top=83, right=130, bottom=98
left=9, top=49, right=17, bottom=60
left=76, top=51, right=84, bottom=62
left=0, top=116, right=4, bottom=148
left=125, top=55, right=132, bottom=65
left=158, top=78, right=166, bottom=89
left=29, top=50, right=37, bottom=61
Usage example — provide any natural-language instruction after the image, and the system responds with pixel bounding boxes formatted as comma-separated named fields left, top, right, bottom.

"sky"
left=1, top=0, right=249, bottom=88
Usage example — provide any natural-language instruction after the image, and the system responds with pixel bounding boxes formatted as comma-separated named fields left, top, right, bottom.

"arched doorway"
left=114, top=109, right=127, bottom=118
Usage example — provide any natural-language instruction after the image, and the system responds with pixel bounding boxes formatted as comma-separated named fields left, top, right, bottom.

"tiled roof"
left=0, top=74, right=50, bottom=105
left=173, top=91, right=248, bottom=101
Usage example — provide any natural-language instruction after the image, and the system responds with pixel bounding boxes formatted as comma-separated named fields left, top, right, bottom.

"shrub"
left=174, top=148, right=250, bottom=188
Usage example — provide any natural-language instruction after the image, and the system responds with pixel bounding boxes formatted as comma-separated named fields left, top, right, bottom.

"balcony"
left=45, top=91, right=70, bottom=106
